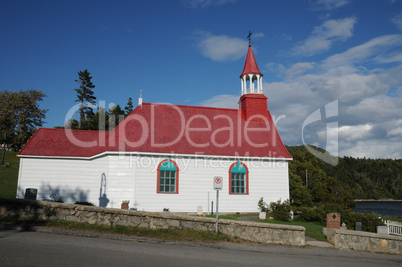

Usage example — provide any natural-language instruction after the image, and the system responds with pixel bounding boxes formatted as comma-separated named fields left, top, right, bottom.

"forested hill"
left=286, top=145, right=402, bottom=208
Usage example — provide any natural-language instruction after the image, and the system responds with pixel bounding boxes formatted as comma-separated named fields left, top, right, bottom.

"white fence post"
left=384, top=220, right=402, bottom=236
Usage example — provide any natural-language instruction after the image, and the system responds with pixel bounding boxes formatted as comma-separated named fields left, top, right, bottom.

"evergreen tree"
left=124, top=97, right=134, bottom=115
left=74, top=69, right=96, bottom=129
left=108, top=105, right=125, bottom=130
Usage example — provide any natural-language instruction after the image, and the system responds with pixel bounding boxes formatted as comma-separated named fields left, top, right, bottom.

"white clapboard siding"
left=17, top=156, right=108, bottom=204
left=106, top=155, right=289, bottom=213
left=18, top=153, right=290, bottom=213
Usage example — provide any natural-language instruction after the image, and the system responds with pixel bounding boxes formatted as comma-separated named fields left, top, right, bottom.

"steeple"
left=240, top=42, right=263, bottom=95
left=239, top=34, right=268, bottom=121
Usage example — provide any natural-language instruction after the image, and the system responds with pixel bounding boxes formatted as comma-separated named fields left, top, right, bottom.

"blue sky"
left=1, top=0, right=402, bottom=159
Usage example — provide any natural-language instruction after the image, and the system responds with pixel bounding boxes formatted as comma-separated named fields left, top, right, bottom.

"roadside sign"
left=213, top=176, right=222, bottom=190
left=213, top=176, right=223, bottom=233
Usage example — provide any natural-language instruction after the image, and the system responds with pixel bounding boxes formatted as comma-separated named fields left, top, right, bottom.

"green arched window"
left=229, top=161, right=249, bottom=195
left=157, top=159, right=179, bottom=194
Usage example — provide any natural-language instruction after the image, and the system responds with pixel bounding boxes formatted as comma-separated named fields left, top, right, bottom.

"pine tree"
left=124, top=97, right=134, bottom=115
left=74, top=69, right=96, bottom=129
left=108, top=105, right=125, bottom=130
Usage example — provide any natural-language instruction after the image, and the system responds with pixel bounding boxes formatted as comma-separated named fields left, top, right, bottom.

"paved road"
left=0, top=229, right=400, bottom=266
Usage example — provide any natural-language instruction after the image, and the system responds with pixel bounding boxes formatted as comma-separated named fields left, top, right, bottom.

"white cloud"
left=388, top=119, right=402, bottom=137
left=286, top=62, right=315, bottom=78
left=310, top=0, right=351, bottom=10
left=253, top=32, right=265, bottom=38
left=323, top=34, right=402, bottom=68
left=391, top=13, right=402, bottom=31
left=182, top=0, right=236, bottom=8
left=291, top=17, right=357, bottom=56
left=200, top=34, right=402, bottom=159
left=338, top=124, right=373, bottom=142
left=198, top=94, right=239, bottom=109
left=196, top=32, right=248, bottom=62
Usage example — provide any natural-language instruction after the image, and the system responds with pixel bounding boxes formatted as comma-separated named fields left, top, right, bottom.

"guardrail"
left=384, top=220, right=402, bottom=236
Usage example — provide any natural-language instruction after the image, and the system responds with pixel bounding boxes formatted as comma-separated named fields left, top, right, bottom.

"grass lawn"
left=257, top=218, right=326, bottom=241
left=208, top=213, right=326, bottom=241
left=0, top=151, right=19, bottom=198
left=0, top=216, right=239, bottom=244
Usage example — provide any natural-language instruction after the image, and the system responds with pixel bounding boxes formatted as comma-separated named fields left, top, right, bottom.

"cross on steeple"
left=247, top=31, right=252, bottom=47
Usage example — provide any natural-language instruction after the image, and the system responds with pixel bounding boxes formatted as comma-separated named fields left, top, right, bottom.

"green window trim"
left=158, top=159, right=179, bottom=194
left=229, top=161, right=249, bottom=195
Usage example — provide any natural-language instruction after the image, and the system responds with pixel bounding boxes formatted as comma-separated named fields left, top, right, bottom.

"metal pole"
left=211, top=201, right=213, bottom=215
left=305, top=169, right=308, bottom=188
left=215, top=190, right=219, bottom=233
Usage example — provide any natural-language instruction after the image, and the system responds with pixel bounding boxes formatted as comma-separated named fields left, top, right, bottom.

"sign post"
left=213, top=176, right=222, bottom=233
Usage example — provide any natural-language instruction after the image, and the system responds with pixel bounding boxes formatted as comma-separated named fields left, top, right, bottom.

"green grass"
left=0, top=216, right=238, bottom=243
left=0, top=151, right=19, bottom=198
left=257, top=218, right=326, bottom=241
left=208, top=213, right=326, bottom=241
left=205, top=213, right=258, bottom=220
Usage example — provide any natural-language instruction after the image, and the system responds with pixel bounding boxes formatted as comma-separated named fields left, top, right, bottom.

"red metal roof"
left=18, top=103, right=291, bottom=159
left=240, top=46, right=262, bottom=77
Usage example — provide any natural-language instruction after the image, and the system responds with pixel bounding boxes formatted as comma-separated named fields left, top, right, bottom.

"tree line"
left=287, top=145, right=402, bottom=209
left=0, top=69, right=135, bottom=150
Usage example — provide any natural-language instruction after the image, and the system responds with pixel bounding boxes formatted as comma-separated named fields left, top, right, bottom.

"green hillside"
left=0, top=151, right=19, bottom=198
left=286, top=145, right=402, bottom=208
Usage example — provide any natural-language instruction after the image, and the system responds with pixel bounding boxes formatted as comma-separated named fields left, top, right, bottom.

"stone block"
left=180, top=220, right=196, bottom=229
left=166, top=219, right=180, bottom=228
left=377, top=226, right=388, bottom=235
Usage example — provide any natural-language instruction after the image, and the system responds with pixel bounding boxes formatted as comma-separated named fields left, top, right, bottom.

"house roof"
left=240, top=46, right=262, bottom=77
left=18, top=103, right=291, bottom=159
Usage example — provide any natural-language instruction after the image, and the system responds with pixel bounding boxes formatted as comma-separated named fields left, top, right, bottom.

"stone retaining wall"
left=0, top=198, right=305, bottom=246
left=326, top=228, right=401, bottom=254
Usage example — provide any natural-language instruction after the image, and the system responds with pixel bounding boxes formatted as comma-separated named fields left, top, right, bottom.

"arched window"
left=229, top=161, right=249, bottom=195
left=157, top=159, right=179, bottom=194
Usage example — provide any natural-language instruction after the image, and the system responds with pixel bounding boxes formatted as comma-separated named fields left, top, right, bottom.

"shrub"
left=341, top=211, right=383, bottom=233
left=298, top=206, right=326, bottom=223
left=296, top=204, right=384, bottom=233
left=270, top=200, right=292, bottom=221
left=50, top=193, right=63, bottom=203
left=74, top=201, right=94, bottom=206
left=257, top=197, right=269, bottom=212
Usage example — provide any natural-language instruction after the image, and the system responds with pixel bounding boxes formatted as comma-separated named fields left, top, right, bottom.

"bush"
left=341, top=211, right=383, bottom=233
left=74, top=201, right=94, bottom=206
left=296, top=204, right=383, bottom=233
left=270, top=200, right=292, bottom=221
left=298, top=206, right=326, bottom=223
left=257, top=197, right=269, bottom=212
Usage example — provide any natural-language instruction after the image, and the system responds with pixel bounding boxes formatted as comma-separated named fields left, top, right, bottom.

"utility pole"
left=305, top=169, right=308, bottom=189
left=1, top=132, right=6, bottom=166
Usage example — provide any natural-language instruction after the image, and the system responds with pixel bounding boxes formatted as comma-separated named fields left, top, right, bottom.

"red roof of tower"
left=240, top=46, right=263, bottom=77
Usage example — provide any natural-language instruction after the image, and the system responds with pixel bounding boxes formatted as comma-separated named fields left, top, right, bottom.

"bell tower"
left=239, top=33, right=268, bottom=121
left=240, top=44, right=263, bottom=95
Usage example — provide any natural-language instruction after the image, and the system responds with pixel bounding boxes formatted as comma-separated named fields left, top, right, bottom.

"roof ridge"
left=141, top=102, right=240, bottom=112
